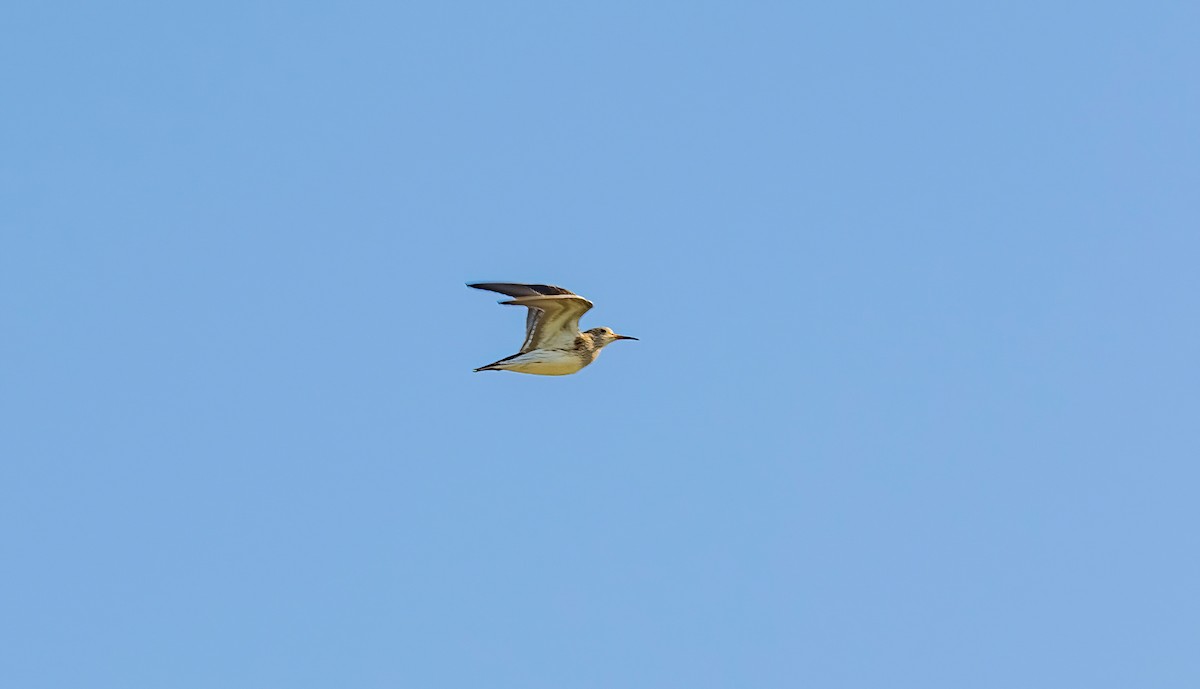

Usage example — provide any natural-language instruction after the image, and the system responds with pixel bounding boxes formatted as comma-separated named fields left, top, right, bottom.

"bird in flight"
left=468, top=283, right=637, bottom=375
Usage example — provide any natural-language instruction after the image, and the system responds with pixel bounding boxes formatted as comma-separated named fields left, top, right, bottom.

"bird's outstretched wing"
left=468, top=283, right=593, bottom=352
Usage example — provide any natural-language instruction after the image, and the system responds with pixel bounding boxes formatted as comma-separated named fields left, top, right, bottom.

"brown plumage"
left=468, top=283, right=637, bottom=376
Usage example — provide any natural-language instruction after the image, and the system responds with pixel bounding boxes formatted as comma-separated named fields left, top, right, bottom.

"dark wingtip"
left=467, top=282, right=575, bottom=297
left=529, top=284, right=573, bottom=296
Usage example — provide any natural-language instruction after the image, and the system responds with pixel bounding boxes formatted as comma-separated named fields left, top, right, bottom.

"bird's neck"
left=574, top=333, right=602, bottom=352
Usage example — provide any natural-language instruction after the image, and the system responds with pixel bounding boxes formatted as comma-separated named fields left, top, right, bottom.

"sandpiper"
left=468, top=282, right=637, bottom=375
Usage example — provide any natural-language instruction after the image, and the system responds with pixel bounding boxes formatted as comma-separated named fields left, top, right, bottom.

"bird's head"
left=586, top=326, right=638, bottom=348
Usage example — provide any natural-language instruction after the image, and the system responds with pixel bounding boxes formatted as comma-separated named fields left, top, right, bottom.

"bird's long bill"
left=615, top=334, right=639, bottom=341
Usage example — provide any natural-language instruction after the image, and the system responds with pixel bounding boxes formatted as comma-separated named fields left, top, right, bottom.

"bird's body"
left=477, top=346, right=591, bottom=376
left=468, top=283, right=636, bottom=376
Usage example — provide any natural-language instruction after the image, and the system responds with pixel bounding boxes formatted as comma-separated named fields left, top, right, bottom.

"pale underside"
left=483, top=349, right=596, bottom=376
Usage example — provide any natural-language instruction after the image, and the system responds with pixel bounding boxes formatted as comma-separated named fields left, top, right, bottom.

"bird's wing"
left=468, top=283, right=593, bottom=352
left=468, top=283, right=577, bottom=299
left=501, top=295, right=593, bottom=351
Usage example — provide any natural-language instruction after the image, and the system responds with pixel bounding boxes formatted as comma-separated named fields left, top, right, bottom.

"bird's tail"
left=473, top=352, right=522, bottom=373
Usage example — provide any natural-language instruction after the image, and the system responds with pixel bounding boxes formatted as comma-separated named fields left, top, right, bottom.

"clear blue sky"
left=2, top=2, right=1198, bottom=687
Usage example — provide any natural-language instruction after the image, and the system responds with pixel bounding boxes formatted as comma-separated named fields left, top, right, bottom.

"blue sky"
left=2, top=2, right=1198, bottom=687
